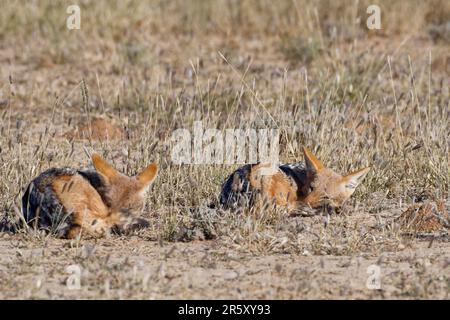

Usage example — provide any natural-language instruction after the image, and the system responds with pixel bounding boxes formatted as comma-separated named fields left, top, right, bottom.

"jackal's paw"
left=112, top=218, right=150, bottom=235
left=126, top=218, right=150, bottom=232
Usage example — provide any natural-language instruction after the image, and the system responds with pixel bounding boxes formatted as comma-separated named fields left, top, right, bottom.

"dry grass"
left=0, top=0, right=449, bottom=299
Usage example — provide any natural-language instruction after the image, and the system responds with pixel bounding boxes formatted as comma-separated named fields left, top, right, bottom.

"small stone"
left=223, top=270, right=238, bottom=280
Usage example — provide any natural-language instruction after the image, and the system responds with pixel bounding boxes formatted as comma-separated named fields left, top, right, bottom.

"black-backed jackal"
left=219, top=147, right=370, bottom=213
left=22, top=154, right=157, bottom=238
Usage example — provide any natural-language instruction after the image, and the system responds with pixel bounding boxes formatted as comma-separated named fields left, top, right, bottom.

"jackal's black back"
left=22, top=167, right=78, bottom=236
left=219, top=164, right=255, bottom=209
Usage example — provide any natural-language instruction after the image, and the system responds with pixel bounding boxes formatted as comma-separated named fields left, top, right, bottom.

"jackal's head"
left=301, top=147, right=370, bottom=209
left=92, top=154, right=158, bottom=215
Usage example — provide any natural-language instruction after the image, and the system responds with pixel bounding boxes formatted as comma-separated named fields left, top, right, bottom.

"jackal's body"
left=22, top=168, right=114, bottom=238
left=22, top=154, right=158, bottom=239
left=220, top=163, right=308, bottom=207
left=219, top=162, right=311, bottom=211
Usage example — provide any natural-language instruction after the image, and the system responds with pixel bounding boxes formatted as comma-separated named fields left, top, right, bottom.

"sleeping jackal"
left=22, top=154, right=158, bottom=238
left=219, top=147, right=370, bottom=213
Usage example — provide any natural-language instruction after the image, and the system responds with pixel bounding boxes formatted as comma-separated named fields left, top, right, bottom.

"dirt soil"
left=1, top=212, right=448, bottom=299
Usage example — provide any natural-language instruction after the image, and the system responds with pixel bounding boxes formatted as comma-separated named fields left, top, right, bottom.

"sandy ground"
left=0, top=224, right=448, bottom=299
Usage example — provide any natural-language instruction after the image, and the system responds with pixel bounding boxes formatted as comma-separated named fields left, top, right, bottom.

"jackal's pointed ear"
left=92, top=154, right=119, bottom=180
left=303, top=146, right=325, bottom=172
left=343, top=167, right=370, bottom=189
left=137, top=163, right=158, bottom=187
